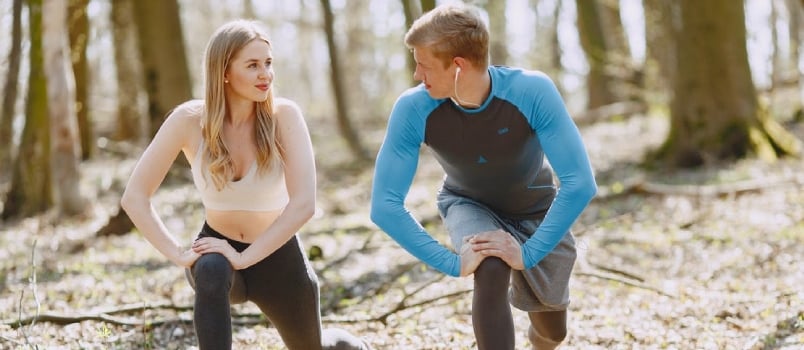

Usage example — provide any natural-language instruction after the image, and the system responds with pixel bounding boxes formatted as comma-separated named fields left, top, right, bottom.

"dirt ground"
left=0, top=113, right=802, bottom=350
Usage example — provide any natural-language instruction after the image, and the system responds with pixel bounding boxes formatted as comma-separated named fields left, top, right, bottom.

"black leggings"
left=187, top=223, right=367, bottom=350
left=473, top=257, right=567, bottom=350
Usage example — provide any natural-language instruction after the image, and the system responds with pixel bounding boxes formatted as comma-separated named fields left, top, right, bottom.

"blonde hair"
left=202, top=20, right=282, bottom=190
left=404, top=3, right=489, bottom=68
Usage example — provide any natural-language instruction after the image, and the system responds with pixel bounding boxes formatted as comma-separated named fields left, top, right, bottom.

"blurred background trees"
left=0, top=0, right=802, bottom=221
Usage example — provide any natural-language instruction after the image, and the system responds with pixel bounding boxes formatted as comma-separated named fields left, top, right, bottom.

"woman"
left=121, top=20, right=370, bottom=350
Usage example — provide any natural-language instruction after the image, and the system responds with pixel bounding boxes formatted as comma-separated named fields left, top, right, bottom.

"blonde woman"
left=122, top=20, right=370, bottom=350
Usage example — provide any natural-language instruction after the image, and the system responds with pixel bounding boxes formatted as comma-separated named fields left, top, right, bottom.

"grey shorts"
left=436, top=188, right=577, bottom=312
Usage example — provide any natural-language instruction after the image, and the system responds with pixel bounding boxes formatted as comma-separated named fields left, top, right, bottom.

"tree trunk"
left=401, top=0, right=421, bottom=85
left=787, top=0, right=803, bottom=115
left=643, top=0, right=678, bottom=98
left=44, top=0, right=87, bottom=217
left=67, top=0, right=92, bottom=160
left=0, top=0, right=23, bottom=178
left=2, top=0, right=53, bottom=220
left=242, top=0, right=256, bottom=19
left=575, top=0, right=616, bottom=108
left=599, top=0, right=640, bottom=101
left=655, top=0, right=802, bottom=167
left=771, top=0, right=782, bottom=90
left=420, top=0, right=435, bottom=13
left=550, top=0, right=563, bottom=74
left=534, top=0, right=565, bottom=94
left=485, top=0, right=509, bottom=65
left=132, top=0, right=193, bottom=138
left=111, top=0, right=146, bottom=142
left=319, top=0, right=371, bottom=164
left=599, top=0, right=630, bottom=56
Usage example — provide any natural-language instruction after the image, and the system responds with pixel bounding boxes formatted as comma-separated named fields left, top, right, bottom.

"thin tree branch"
left=575, top=271, right=675, bottom=298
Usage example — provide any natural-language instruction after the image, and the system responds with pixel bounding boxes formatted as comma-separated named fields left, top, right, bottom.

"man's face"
left=412, top=46, right=456, bottom=99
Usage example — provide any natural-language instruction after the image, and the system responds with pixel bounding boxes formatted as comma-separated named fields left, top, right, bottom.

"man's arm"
left=519, top=73, right=598, bottom=269
left=370, top=98, right=462, bottom=277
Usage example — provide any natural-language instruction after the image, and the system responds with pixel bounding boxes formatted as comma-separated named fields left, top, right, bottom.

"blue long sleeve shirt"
left=370, top=66, right=597, bottom=277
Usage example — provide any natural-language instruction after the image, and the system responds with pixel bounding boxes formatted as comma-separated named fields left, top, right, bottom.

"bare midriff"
left=204, top=208, right=284, bottom=243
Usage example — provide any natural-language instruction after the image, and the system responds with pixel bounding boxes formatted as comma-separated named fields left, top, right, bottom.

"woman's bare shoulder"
left=273, top=97, right=303, bottom=119
left=168, top=99, right=205, bottom=125
left=157, top=100, right=204, bottom=151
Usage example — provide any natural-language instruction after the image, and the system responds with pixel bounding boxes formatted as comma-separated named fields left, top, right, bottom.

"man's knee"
left=530, top=325, right=567, bottom=344
left=475, top=256, right=511, bottom=277
left=528, top=311, right=568, bottom=345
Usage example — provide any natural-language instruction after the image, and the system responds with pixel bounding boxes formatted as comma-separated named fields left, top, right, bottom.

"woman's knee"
left=192, top=253, right=233, bottom=296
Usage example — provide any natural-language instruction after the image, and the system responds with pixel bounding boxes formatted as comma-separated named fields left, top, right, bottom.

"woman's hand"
left=176, top=248, right=201, bottom=268
left=191, top=237, right=244, bottom=269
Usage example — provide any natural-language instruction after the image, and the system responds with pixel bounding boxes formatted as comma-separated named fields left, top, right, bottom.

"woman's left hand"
left=192, top=237, right=245, bottom=269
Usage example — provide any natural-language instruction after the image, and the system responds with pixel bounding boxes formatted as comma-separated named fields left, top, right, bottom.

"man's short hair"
left=404, top=2, right=490, bottom=68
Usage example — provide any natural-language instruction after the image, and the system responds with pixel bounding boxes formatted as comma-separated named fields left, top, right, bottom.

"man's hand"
left=191, top=237, right=244, bottom=269
left=459, top=235, right=485, bottom=276
left=470, top=229, right=525, bottom=270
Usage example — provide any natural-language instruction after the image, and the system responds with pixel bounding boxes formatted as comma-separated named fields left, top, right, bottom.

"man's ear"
left=453, top=57, right=469, bottom=71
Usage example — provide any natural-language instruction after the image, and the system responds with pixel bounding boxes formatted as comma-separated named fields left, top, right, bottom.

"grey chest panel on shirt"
left=423, top=98, right=555, bottom=218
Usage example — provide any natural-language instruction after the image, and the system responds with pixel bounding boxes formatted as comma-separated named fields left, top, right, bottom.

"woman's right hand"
left=176, top=248, right=201, bottom=268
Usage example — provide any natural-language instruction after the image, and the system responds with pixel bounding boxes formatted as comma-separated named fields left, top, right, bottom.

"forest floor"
left=0, top=110, right=802, bottom=350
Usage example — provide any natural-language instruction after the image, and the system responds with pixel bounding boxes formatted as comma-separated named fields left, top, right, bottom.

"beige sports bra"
left=190, top=140, right=289, bottom=211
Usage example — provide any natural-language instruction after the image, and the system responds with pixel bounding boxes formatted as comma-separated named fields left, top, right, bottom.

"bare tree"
left=786, top=0, right=803, bottom=115
left=643, top=0, right=678, bottom=99
left=575, top=0, right=616, bottom=108
left=68, top=0, right=92, bottom=160
left=655, top=0, right=802, bottom=167
left=44, top=0, right=88, bottom=216
left=401, top=0, right=422, bottom=84
left=420, top=0, right=435, bottom=13
left=242, top=0, right=256, bottom=19
left=132, top=0, right=193, bottom=138
left=319, top=0, right=371, bottom=163
left=599, top=0, right=641, bottom=102
left=111, top=0, right=146, bottom=142
left=485, top=0, right=509, bottom=65
left=0, top=0, right=23, bottom=177
left=3, top=0, right=53, bottom=220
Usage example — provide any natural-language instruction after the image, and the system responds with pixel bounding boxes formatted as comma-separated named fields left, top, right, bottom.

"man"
left=369, top=2, right=597, bottom=349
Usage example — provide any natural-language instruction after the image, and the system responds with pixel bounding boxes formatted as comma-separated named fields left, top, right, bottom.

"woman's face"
left=224, top=39, right=273, bottom=103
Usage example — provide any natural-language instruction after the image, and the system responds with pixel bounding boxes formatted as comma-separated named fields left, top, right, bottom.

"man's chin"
left=425, top=90, right=446, bottom=100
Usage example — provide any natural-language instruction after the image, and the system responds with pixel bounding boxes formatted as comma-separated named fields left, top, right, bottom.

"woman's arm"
left=120, top=103, right=201, bottom=268
left=231, top=99, right=317, bottom=269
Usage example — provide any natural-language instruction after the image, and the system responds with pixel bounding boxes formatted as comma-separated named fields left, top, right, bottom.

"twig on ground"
left=596, top=174, right=804, bottom=201
left=575, top=271, right=675, bottom=298
left=352, top=261, right=420, bottom=305
left=374, top=287, right=473, bottom=325
left=585, top=262, right=646, bottom=283
left=15, top=239, right=39, bottom=347
left=573, top=101, right=647, bottom=126
left=373, top=274, right=467, bottom=325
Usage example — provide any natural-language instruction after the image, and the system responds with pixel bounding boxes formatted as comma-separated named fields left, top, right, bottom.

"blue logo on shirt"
left=497, top=127, right=509, bottom=135
left=477, top=155, right=488, bottom=164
